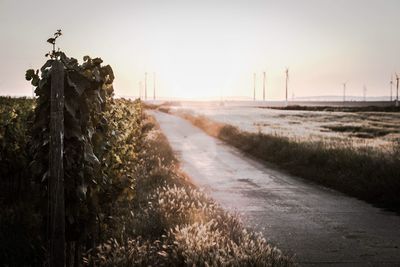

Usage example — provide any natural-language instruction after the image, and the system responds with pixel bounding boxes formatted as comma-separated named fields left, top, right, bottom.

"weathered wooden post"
left=49, top=60, right=65, bottom=267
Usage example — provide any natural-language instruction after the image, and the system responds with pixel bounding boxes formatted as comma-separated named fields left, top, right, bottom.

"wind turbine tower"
left=153, top=72, right=156, bottom=101
left=253, top=73, right=256, bottom=101
left=342, top=82, right=347, bottom=102
left=144, top=72, right=148, bottom=100
left=263, top=72, right=266, bottom=101
left=363, top=85, right=367, bottom=102
left=285, top=68, right=289, bottom=106
left=396, top=73, right=399, bottom=107
left=390, top=75, right=393, bottom=102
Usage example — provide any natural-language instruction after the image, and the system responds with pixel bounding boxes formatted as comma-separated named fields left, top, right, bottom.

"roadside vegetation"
left=87, top=113, right=292, bottom=266
left=167, top=109, right=400, bottom=213
left=0, top=97, right=292, bottom=266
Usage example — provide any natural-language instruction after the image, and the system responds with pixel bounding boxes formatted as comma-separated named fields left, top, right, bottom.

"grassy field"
left=163, top=107, right=400, bottom=213
left=268, top=104, right=400, bottom=113
left=167, top=104, right=400, bottom=151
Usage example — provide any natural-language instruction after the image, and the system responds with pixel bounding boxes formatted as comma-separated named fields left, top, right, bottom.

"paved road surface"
left=150, top=111, right=400, bottom=266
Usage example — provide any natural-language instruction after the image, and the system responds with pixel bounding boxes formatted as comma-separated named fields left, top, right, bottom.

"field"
left=169, top=103, right=400, bottom=150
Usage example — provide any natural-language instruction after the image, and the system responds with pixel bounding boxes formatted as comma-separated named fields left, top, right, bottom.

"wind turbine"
left=253, top=72, right=256, bottom=101
left=144, top=72, right=148, bottom=100
left=342, top=81, right=347, bottom=102
left=285, top=68, right=289, bottom=106
left=153, top=72, right=156, bottom=101
left=363, top=85, right=367, bottom=102
left=390, top=75, right=393, bottom=102
left=263, top=71, right=266, bottom=101
left=396, top=73, right=399, bottom=107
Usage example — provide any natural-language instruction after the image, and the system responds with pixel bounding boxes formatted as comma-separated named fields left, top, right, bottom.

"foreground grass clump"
left=175, top=111, right=400, bottom=212
left=87, top=114, right=292, bottom=266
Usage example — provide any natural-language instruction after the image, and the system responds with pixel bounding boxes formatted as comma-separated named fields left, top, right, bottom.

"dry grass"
left=268, top=105, right=400, bottom=113
left=322, top=124, right=397, bottom=138
left=87, top=113, right=293, bottom=266
left=175, top=111, right=400, bottom=213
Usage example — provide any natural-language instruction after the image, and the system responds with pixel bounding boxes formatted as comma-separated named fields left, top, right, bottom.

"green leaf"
left=67, top=72, right=89, bottom=96
left=92, top=58, right=103, bottom=66
left=40, top=60, right=53, bottom=73
left=25, top=69, right=35, bottom=81
left=101, top=65, right=115, bottom=84
left=31, top=76, right=40, bottom=87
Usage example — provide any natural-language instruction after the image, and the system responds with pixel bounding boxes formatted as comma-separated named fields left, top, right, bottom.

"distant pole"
left=139, top=81, right=142, bottom=99
left=363, top=85, right=367, bottom=102
left=285, top=68, right=289, bottom=105
left=153, top=72, right=156, bottom=100
left=263, top=71, right=266, bottom=101
left=145, top=72, right=148, bottom=100
left=390, top=75, right=393, bottom=102
left=343, top=82, right=347, bottom=102
left=253, top=73, right=256, bottom=101
left=396, top=73, right=399, bottom=107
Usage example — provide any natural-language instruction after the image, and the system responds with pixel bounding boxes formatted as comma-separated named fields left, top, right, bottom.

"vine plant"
left=26, top=30, right=116, bottom=258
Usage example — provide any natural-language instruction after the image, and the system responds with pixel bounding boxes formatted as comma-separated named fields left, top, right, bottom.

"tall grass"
left=268, top=105, right=400, bottom=113
left=176, top=112, right=400, bottom=212
left=87, top=114, right=292, bottom=266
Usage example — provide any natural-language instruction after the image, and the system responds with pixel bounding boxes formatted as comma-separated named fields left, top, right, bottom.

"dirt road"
left=150, top=110, right=400, bottom=266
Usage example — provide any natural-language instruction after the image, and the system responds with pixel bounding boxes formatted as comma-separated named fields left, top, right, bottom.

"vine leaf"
left=25, top=69, right=35, bottom=80
left=25, top=69, right=40, bottom=86
left=47, top=38, right=56, bottom=44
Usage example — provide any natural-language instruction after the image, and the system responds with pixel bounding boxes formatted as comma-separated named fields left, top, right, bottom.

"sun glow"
left=148, top=41, right=253, bottom=99
left=1, top=0, right=399, bottom=99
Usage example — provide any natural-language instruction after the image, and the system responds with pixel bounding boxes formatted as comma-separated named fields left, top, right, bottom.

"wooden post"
left=49, top=60, right=65, bottom=267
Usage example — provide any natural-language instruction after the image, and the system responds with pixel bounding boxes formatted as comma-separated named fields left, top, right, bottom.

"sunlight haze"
left=0, top=0, right=399, bottom=99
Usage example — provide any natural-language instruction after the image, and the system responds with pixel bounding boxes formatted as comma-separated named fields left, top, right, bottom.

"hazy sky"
left=0, top=0, right=399, bottom=99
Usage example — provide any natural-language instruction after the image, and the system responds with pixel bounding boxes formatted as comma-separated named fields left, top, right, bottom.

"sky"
left=0, top=0, right=399, bottom=100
